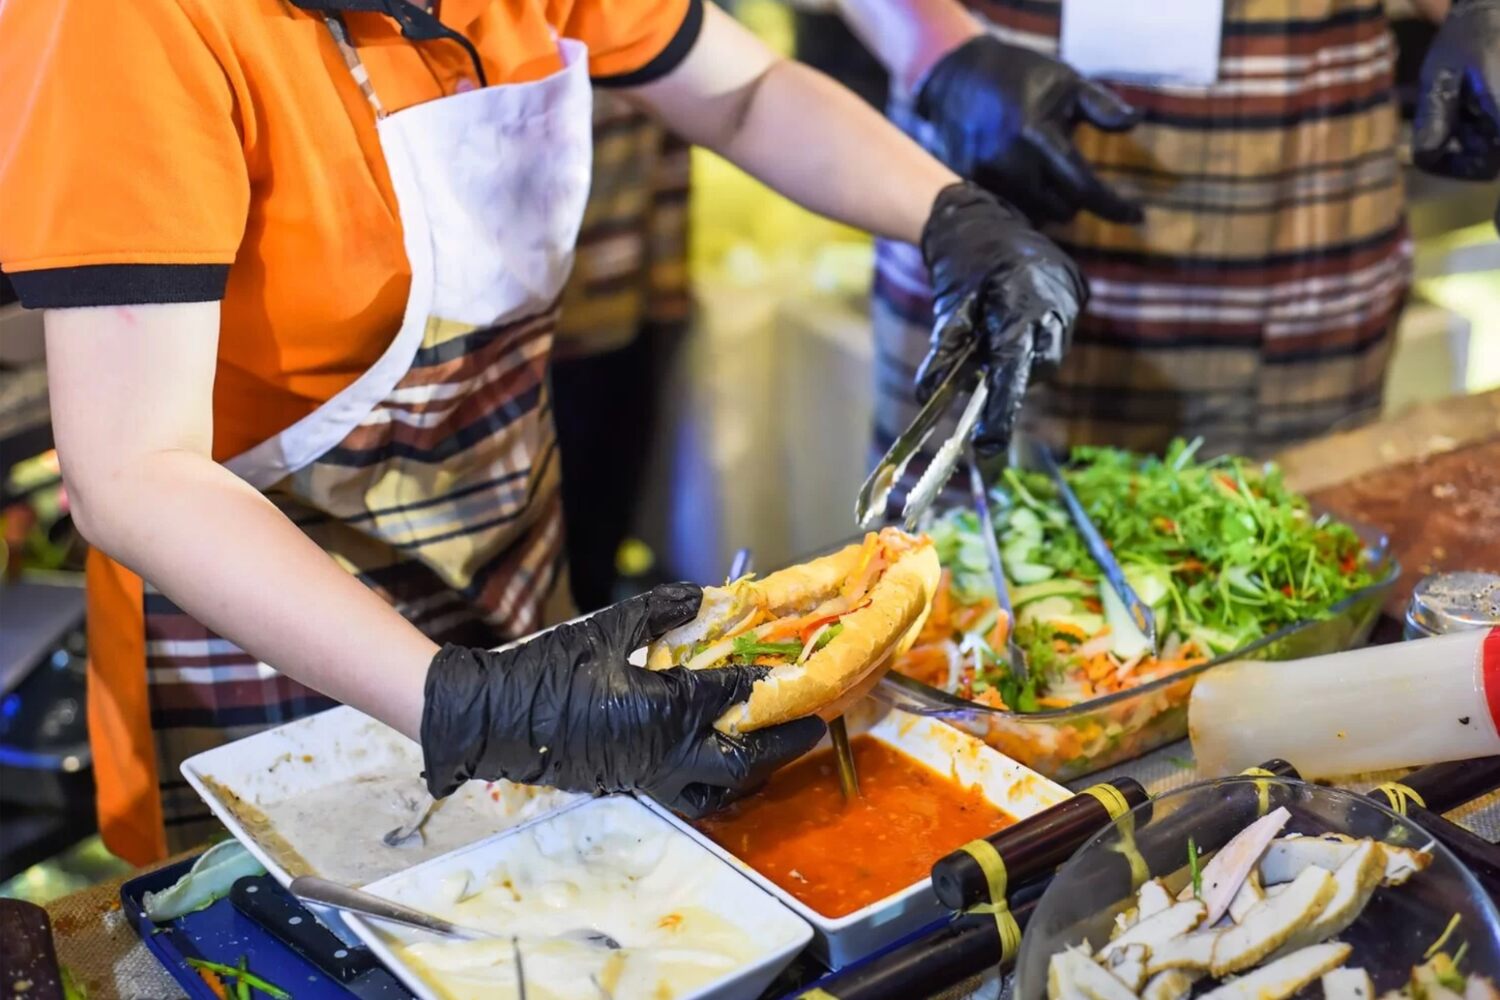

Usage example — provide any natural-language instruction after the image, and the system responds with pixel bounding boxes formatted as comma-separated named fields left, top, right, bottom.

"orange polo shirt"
left=0, top=0, right=698, bottom=460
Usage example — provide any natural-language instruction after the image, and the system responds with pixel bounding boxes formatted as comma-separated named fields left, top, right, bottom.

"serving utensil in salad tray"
left=726, top=548, right=861, bottom=799
left=855, top=340, right=980, bottom=530
left=1030, top=444, right=1158, bottom=654
left=965, top=442, right=1030, bottom=683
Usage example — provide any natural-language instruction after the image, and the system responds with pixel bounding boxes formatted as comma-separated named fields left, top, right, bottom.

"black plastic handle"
left=230, top=875, right=378, bottom=984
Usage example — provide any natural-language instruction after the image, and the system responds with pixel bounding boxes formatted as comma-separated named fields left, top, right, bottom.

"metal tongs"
left=727, top=549, right=861, bottom=801
left=855, top=341, right=985, bottom=531
left=1030, top=443, right=1159, bottom=653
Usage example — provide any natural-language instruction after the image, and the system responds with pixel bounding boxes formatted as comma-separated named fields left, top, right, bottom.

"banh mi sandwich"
left=647, top=529, right=942, bottom=734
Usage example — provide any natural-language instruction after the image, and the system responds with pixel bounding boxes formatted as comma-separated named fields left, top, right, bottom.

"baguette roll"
left=646, top=530, right=941, bottom=734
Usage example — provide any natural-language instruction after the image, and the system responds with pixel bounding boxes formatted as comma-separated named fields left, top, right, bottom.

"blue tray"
left=120, top=856, right=397, bottom=999
left=122, top=852, right=947, bottom=999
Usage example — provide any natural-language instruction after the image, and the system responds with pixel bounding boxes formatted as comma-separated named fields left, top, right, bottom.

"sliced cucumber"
left=1012, top=578, right=1091, bottom=606
left=1101, top=585, right=1153, bottom=660
left=1017, top=595, right=1075, bottom=625
left=1007, top=561, right=1055, bottom=584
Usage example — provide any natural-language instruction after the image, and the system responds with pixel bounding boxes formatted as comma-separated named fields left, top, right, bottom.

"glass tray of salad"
left=877, top=439, right=1400, bottom=783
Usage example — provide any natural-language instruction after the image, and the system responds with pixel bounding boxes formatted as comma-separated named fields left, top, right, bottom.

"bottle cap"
left=1405, top=572, right=1500, bottom=639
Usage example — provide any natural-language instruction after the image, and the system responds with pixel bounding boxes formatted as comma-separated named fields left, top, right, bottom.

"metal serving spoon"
left=289, top=876, right=622, bottom=949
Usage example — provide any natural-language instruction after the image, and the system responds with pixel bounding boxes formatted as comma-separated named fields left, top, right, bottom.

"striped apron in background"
left=553, top=92, right=691, bottom=361
left=873, top=0, right=1412, bottom=505
left=88, top=20, right=593, bottom=860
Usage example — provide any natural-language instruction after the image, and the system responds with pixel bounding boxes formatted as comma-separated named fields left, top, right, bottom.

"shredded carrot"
left=841, top=534, right=881, bottom=599
left=932, top=569, right=952, bottom=626
left=197, top=969, right=229, bottom=1000
left=988, top=610, right=1011, bottom=652
left=1051, top=621, right=1088, bottom=640
left=1037, top=696, right=1074, bottom=709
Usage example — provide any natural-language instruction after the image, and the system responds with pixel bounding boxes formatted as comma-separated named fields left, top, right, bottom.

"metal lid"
left=1406, top=572, right=1500, bottom=636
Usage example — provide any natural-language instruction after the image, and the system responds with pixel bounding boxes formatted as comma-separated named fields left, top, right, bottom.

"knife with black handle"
left=230, top=875, right=413, bottom=999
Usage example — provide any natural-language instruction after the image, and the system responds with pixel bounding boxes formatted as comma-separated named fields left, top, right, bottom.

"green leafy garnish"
left=1188, top=836, right=1202, bottom=898
left=815, top=623, right=845, bottom=649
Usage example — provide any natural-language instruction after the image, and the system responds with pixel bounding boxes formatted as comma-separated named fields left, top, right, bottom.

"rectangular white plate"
left=646, top=701, right=1071, bottom=968
left=343, top=795, right=813, bottom=1000
left=180, top=705, right=581, bottom=890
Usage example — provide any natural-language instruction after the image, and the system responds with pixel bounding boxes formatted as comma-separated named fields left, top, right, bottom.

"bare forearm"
left=73, top=452, right=436, bottom=740
left=714, top=59, right=958, bottom=243
left=629, top=5, right=959, bottom=245
left=837, top=0, right=981, bottom=93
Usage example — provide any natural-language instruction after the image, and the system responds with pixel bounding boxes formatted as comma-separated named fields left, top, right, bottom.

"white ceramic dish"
left=343, top=795, right=813, bottom=1000
left=180, top=705, right=581, bottom=889
left=647, top=700, right=1071, bottom=968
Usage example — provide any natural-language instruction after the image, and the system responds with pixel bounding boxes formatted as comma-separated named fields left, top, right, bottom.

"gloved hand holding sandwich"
left=421, top=530, right=940, bottom=818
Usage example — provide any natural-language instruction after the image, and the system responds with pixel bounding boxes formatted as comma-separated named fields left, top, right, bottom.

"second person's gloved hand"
left=916, top=35, right=1143, bottom=226
left=918, top=182, right=1087, bottom=457
left=420, top=584, right=826, bottom=818
left=1413, top=0, right=1500, bottom=231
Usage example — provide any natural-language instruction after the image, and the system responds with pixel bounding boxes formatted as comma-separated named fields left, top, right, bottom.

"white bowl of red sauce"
left=646, top=701, right=1071, bottom=968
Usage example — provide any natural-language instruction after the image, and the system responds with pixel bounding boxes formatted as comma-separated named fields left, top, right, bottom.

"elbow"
left=62, top=474, right=106, bottom=549
left=716, top=58, right=782, bottom=152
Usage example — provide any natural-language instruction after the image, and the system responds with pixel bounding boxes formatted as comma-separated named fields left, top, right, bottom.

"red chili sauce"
left=695, top=735, right=1014, bottom=917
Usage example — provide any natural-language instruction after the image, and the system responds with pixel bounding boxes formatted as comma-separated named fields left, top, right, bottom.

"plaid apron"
left=873, top=0, right=1412, bottom=507
left=87, top=19, right=592, bottom=861
left=554, top=92, right=691, bottom=361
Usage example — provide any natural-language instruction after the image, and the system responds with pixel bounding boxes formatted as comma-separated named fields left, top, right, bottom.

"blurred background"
left=1, top=0, right=1497, bottom=903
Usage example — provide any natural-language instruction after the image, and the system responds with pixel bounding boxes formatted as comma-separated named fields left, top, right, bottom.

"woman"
left=0, top=0, right=1082, bottom=861
left=844, top=0, right=1500, bottom=496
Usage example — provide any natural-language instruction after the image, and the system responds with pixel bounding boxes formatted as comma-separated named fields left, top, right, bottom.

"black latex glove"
left=917, top=35, right=1143, bottom=226
left=1414, top=0, right=1500, bottom=229
left=420, top=583, right=826, bottom=818
left=919, top=182, right=1086, bottom=457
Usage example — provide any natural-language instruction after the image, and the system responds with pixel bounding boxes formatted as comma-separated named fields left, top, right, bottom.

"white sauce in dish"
left=380, top=800, right=771, bottom=1000
left=254, top=775, right=576, bottom=886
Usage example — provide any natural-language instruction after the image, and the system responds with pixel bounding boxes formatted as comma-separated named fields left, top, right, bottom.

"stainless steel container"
left=1404, top=572, right=1500, bottom=640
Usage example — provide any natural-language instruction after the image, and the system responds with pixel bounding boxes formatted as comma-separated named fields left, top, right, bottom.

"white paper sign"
left=1060, top=0, right=1224, bottom=86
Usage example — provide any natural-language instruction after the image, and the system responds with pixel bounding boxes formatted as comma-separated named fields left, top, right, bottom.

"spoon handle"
left=289, top=875, right=487, bottom=941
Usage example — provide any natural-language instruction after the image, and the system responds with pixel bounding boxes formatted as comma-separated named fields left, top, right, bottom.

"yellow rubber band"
left=1239, top=766, right=1276, bottom=816
left=966, top=901, right=1023, bottom=963
left=800, top=990, right=840, bottom=1000
left=1081, top=782, right=1131, bottom=821
left=960, top=838, right=1009, bottom=905
left=1110, top=811, right=1153, bottom=891
left=1374, top=782, right=1427, bottom=817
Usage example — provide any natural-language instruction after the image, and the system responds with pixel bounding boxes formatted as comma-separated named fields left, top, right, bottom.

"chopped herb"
left=1425, top=914, right=1463, bottom=959
left=1166, top=755, right=1195, bottom=771
left=185, top=959, right=291, bottom=1000
left=730, top=635, right=803, bottom=660
left=1188, top=836, right=1202, bottom=898
left=814, top=622, right=845, bottom=650
left=61, top=967, right=87, bottom=1000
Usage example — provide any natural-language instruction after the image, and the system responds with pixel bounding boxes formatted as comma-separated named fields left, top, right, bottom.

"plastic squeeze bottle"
left=1189, top=627, right=1500, bottom=778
